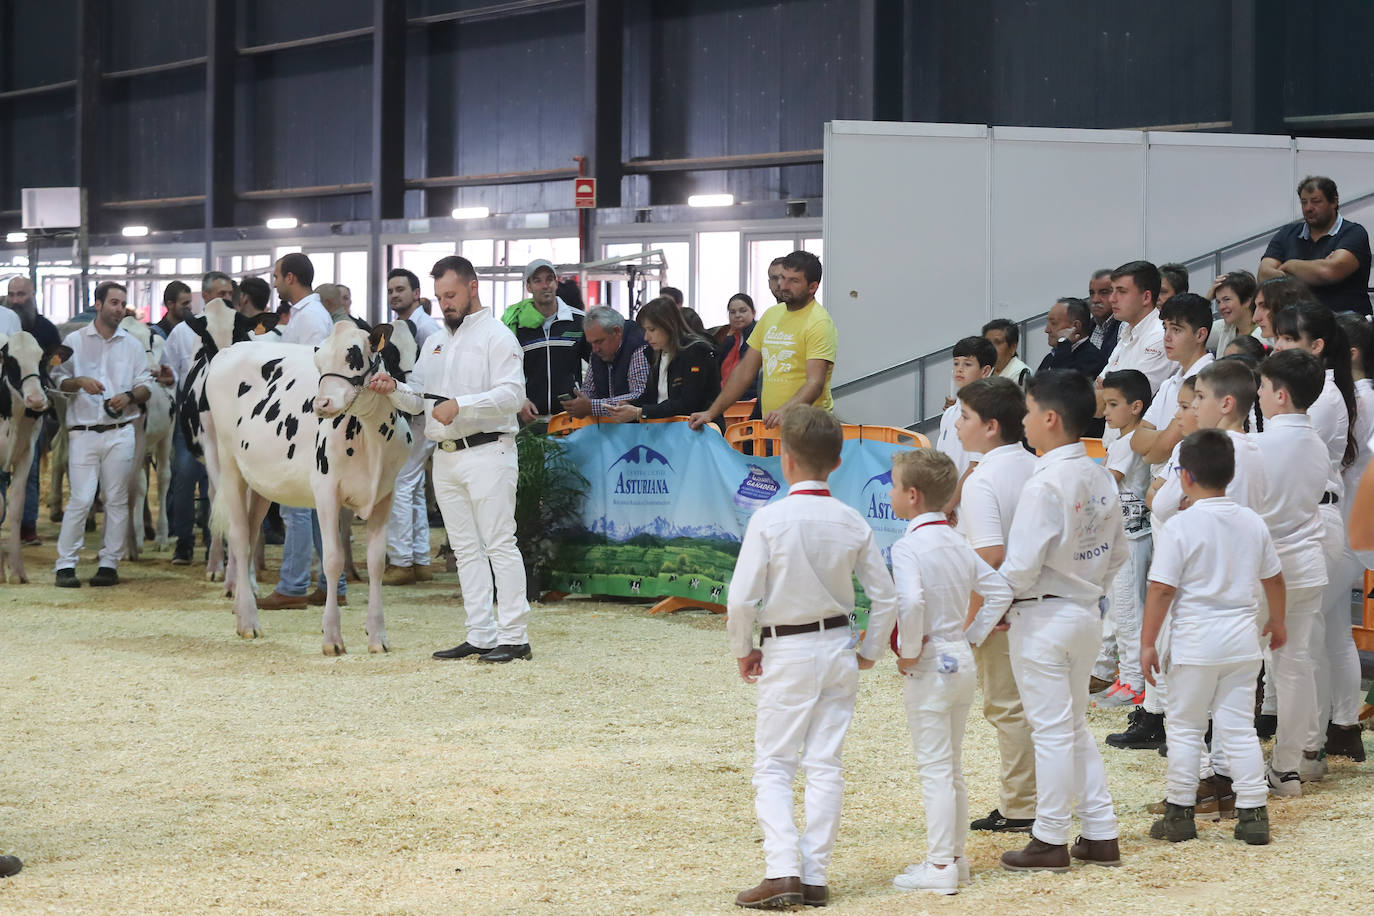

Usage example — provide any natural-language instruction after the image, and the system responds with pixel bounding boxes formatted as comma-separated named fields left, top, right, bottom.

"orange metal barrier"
left=725, top=421, right=927, bottom=456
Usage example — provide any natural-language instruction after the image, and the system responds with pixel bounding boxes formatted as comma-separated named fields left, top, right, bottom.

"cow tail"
left=209, top=484, right=230, bottom=538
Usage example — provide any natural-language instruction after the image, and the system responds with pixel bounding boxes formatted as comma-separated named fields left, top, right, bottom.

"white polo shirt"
left=936, top=401, right=977, bottom=479
left=1099, top=308, right=1175, bottom=394
left=957, top=442, right=1036, bottom=548
left=1307, top=369, right=1349, bottom=497
left=1257, top=414, right=1330, bottom=588
left=281, top=292, right=333, bottom=347
left=1150, top=430, right=1269, bottom=527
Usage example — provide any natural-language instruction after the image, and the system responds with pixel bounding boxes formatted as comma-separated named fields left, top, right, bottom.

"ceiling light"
left=266, top=217, right=299, bottom=230
left=6, top=232, right=26, bottom=243
left=687, top=193, right=734, bottom=208
left=451, top=206, right=490, bottom=220
left=121, top=225, right=149, bottom=237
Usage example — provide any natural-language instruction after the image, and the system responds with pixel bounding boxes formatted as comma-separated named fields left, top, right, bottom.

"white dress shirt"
left=1257, top=414, right=1329, bottom=588
left=161, top=319, right=198, bottom=390
left=53, top=323, right=154, bottom=428
left=1341, top=378, right=1374, bottom=515
left=0, top=307, right=20, bottom=337
left=409, top=307, right=525, bottom=442
left=402, top=307, right=440, bottom=348
left=726, top=479, right=899, bottom=661
left=957, top=442, right=1036, bottom=548
left=1150, top=430, right=1268, bottom=527
left=975, top=442, right=1127, bottom=642
left=936, top=401, right=977, bottom=478
left=1150, top=497, right=1282, bottom=666
left=1307, top=369, right=1350, bottom=497
left=281, top=292, right=333, bottom=347
left=891, top=512, right=1012, bottom=656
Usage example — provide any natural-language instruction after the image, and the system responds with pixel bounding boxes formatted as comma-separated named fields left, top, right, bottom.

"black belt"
left=436, top=431, right=502, bottom=452
left=760, top=614, right=849, bottom=642
left=1320, top=492, right=1339, bottom=505
left=69, top=421, right=132, bottom=433
left=1013, top=594, right=1066, bottom=604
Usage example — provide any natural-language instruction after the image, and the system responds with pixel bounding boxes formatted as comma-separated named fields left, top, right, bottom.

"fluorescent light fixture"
left=265, top=217, right=299, bottom=230
left=687, top=193, right=734, bottom=208
left=6, top=231, right=26, bottom=243
left=121, top=225, right=149, bottom=237
left=451, top=206, right=490, bottom=220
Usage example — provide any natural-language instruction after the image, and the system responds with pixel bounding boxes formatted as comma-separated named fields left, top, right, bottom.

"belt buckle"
left=439, top=440, right=457, bottom=452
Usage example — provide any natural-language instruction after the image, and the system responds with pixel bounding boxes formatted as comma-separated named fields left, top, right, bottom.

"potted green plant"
left=514, top=426, right=589, bottom=598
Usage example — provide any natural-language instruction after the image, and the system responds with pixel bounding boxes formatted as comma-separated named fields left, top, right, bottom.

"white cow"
left=1, top=331, right=53, bottom=583
left=207, top=321, right=414, bottom=654
left=118, top=317, right=175, bottom=557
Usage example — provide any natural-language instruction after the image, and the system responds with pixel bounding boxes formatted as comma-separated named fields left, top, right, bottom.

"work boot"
left=1234, top=806, right=1271, bottom=845
left=1148, top=778, right=1222, bottom=820
left=734, top=876, right=802, bottom=909
left=1069, top=836, right=1122, bottom=866
left=1210, top=774, right=1237, bottom=818
left=1149, top=802, right=1197, bottom=843
left=1106, top=709, right=1165, bottom=749
left=801, top=883, right=828, bottom=906
left=414, top=563, right=434, bottom=582
left=1255, top=713, right=1278, bottom=739
left=381, top=563, right=416, bottom=586
left=1000, top=837, right=1070, bottom=872
left=1324, top=722, right=1367, bottom=761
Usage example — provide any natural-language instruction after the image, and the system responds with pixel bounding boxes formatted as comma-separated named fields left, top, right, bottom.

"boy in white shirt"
left=888, top=448, right=1013, bottom=895
left=936, top=336, right=997, bottom=482
left=1256, top=349, right=1331, bottom=797
left=1141, top=429, right=1287, bottom=845
left=970, top=369, right=1127, bottom=873
left=1095, top=370, right=1154, bottom=707
left=953, top=377, right=1039, bottom=834
left=726, top=406, right=899, bottom=909
left=1130, top=293, right=1214, bottom=467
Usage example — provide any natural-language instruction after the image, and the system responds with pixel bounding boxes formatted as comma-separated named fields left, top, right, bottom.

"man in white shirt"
left=52, top=281, right=154, bottom=587
left=1097, top=261, right=1177, bottom=445
left=418, top=256, right=531, bottom=663
left=382, top=267, right=439, bottom=585
left=0, top=300, right=19, bottom=336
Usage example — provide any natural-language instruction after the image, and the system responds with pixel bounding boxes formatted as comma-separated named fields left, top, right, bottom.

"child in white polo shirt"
left=1141, top=429, right=1286, bottom=845
left=726, top=406, right=899, bottom=910
left=936, top=336, right=997, bottom=483
left=888, top=448, right=1012, bottom=895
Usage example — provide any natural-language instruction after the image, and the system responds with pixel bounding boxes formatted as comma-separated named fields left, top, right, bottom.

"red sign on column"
left=574, top=178, right=597, bottom=208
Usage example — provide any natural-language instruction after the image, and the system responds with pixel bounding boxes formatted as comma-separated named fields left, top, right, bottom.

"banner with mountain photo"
left=547, top=422, right=915, bottom=616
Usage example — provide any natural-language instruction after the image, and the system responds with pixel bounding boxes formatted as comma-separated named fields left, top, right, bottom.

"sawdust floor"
left=0, top=515, right=1372, bottom=915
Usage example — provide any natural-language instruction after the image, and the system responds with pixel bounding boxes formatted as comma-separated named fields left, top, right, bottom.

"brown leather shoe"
left=1001, top=837, right=1071, bottom=872
left=1088, top=675, right=1115, bottom=694
left=414, top=564, right=434, bottom=581
left=256, top=590, right=308, bottom=610
left=801, top=883, right=828, bottom=907
left=735, top=876, right=802, bottom=909
left=306, top=588, right=346, bottom=607
left=381, top=564, right=416, bottom=586
left=1069, top=836, right=1122, bottom=866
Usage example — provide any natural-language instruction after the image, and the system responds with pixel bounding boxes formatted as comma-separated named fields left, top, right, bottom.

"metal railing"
left=834, top=187, right=1374, bottom=432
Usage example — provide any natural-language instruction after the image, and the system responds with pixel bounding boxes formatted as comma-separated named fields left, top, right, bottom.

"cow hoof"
left=368, top=642, right=389, bottom=654
left=323, top=643, right=347, bottom=656
left=208, top=571, right=222, bottom=582
left=237, top=627, right=263, bottom=639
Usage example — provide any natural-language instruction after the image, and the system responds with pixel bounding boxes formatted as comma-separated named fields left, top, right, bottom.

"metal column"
left=369, top=0, right=406, bottom=326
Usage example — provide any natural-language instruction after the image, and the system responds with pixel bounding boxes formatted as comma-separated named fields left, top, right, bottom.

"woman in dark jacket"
left=717, top=292, right=759, bottom=401
left=607, top=297, right=720, bottom=421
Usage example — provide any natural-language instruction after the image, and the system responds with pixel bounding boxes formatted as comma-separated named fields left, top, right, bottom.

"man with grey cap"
left=501, top=259, right=587, bottom=421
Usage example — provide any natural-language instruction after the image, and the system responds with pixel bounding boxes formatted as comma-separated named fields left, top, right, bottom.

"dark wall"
left=3, top=0, right=1374, bottom=232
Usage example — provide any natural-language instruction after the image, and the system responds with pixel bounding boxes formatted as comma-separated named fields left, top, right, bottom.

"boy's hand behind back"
left=857, top=656, right=875, bottom=670
left=737, top=650, right=763, bottom=683
left=1263, top=621, right=1287, bottom=651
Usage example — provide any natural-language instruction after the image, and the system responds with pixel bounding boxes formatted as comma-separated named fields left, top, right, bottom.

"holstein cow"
left=1, top=331, right=55, bottom=583
left=207, top=321, right=414, bottom=654
left=118, top=316, right=175, bottom=557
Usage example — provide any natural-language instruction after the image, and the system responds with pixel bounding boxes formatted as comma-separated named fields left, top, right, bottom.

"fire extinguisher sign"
left=574, top=178, right=597, bottom=208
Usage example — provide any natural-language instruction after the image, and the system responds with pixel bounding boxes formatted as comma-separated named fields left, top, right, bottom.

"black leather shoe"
left=1255, top=713, right=1277, bottom=740
left=90, top=567, right=120, bottom=587
left=0, top=854, right=21, bottom=878
left=55, top=568, right=81, bottom=588
left=432, top=642, right=494, bottom=660
left=971, top=808, right=1035, bottom=832
left=479, top=643, right=533, bottom=663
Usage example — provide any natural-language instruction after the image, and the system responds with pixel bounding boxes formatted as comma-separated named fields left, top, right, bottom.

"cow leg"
left=246, top=491, right=270, bottom=596
left=339, top=509, right=361, bottom=582
left=219, top=466, right=262, bottom=639
left=49, top=406, right=67, bottom=521
left=153, top=433, right=173, bottom=551
left=3, top=426, right=37, bottom=583
left=201, top=411, right=226, bottom=582
left=315, top=490, right=347, bottom=656
left=126, top=418, right=148, bottom=561
left=364, top=492, right=393, bottom=653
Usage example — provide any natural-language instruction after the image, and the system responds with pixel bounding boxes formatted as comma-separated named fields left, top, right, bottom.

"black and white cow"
left=1, top=330, right=55, bottom=583
left=207, top=320, right=413, bottom=654
left=118, top=317, right=175, bottom=558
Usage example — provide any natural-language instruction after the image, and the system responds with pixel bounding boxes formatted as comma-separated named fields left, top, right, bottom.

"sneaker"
left=902, top=859, right=971, bottom=887
left=89, top=566, right=120, bottom=587
left=1298, top=750, right=1326, bottom=783
left=55, top=568, right=81, bottom=588
left=1255, top=713, right=1278, bottom=740
left=1106, top=709, right=1165, bottom=749
left=1234, top=806, right=1271, bottom=845
left=1095, top=682, right=1144, bottom=708
left=1148, top=802, right=1198, bottom=842
left=1089, top=675, right=1116, bottom=695
left=1267, top=765, right=1301, bottom=798
left=969, top=808, right=1034, bottom=832
left=893, top=861, right=958, bottom=895
left=1324, top=722, right=1367, bottom=761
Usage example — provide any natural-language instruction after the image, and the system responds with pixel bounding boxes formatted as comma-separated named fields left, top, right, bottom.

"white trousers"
left=1315, top=505, right=1361, bottom=727
left=432, top=436, right=529, bottom=647
left=386, top=421, right=434, bottom=567
left=1097, top=536, right=1151, bottom=690
left=753, top=628, right=857, bottom=884
left=1165, top=660, right=1266, bottom=809
left=903, top=640, right=976, bottom=865
left=1271, top=585, right=1324, bottom=773
left=56, top=426, right=135, bottom=570
left=1009, top=599, right=1118, bottom=846
left=1142, top=617, right=1171, bottom=715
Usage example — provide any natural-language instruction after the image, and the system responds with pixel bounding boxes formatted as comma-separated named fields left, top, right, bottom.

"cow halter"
left=318, top=352, right=384, bottom=412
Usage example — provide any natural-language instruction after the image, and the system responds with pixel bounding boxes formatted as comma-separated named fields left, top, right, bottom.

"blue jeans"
left=23, top=427, right=41, bottom=529
left=170, top=427, right=207, bottom=551
left=276, top=506, right=346, bottom=597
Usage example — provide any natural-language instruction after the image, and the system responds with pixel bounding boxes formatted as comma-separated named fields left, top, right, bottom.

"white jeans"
left=1315, top=506, right=1361, bottom=727
left=1099, top=536, right=1150, bottom=690
left=903, top=640, right=976, bottom=865
left=1142, top=617, right=1171, bottom=715
left=432, top=436, right=529, bottom=647
left=1009, top=599, right=1118, bottom=846
left=386, top=422, right=434, bottom=567
left=56, top=425, right=135, bottom=570
left=753, top=628, right=857, bottom=884
left=1271, top=585, right=1324, bottom=773
left=1165, top=660, right=1266, bottom=809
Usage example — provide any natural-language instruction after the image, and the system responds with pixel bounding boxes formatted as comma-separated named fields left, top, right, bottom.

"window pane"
left=695, top=232, right=739, bottom=329
left=803, top=237, right=825, bottom=304
left=156, top=257, right=178, bottom=276
left=550, top=237, right=580, bottom=265
left=747, top=239, right=793, bottom=311
left=603, top=242, right=643, bottom=260
left=338, top=251, right=368, bottom=317
left=459, top=239, right=491, bottom=266
left=507, top=238, right=553, bottom=266
left=179, top=257, right=202, bottom=276
left=311, top=252, right=337, bottom=285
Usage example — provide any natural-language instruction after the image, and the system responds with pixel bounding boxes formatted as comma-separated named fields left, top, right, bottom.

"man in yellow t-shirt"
left=689, top=250, right=836, bottom=429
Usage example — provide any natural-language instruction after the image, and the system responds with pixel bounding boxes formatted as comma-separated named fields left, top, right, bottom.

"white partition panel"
left=1295, top=138, right=1374, bottom=202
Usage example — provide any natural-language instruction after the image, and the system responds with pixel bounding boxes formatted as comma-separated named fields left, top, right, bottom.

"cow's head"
left=118, top=316, right=159, bottom=372
left=235, top=310, right=281, bottom=339
left=313, top=321, right=393, bottom=418
left=184, top=297, right=240, bottom=362
left=377, top=317, right=417, bottom=382
left=0, top=330, right=51, bottom=414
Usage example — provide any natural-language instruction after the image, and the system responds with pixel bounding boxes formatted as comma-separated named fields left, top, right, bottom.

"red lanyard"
left=791, top=489, right=831, bottom=497
left=912, top=520, right=950, bottom=531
